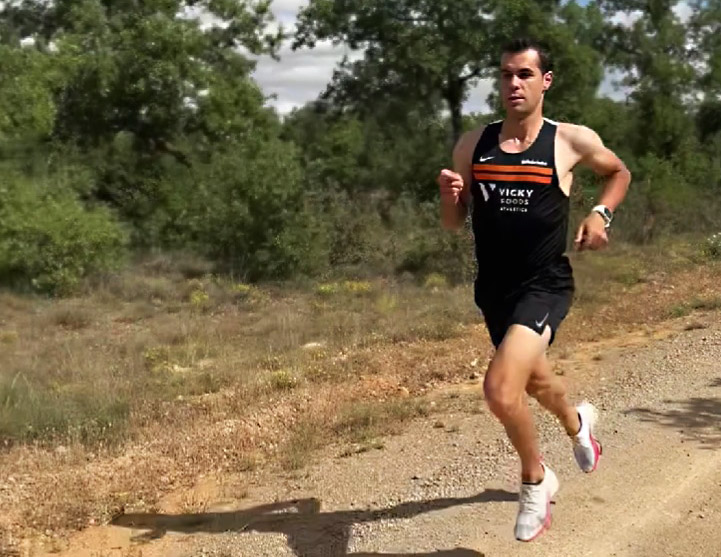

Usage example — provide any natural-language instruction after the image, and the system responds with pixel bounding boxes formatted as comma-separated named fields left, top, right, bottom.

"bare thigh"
left=484, top=324, right=552, bottom=402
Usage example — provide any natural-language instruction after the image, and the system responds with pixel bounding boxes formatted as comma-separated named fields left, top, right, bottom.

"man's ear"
left=542, top=71, right=553, bottom=92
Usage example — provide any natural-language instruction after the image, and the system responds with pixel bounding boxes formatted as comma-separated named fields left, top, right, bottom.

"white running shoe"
left=514, top=464, right=559, bottom=542
left=573, top=401, right=602, bottom=473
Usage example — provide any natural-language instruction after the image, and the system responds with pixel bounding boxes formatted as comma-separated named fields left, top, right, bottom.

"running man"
left=437, top=38, right=631, bottom=542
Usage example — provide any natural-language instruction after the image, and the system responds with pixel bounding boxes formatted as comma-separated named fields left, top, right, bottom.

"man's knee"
left=483, top=362, right=524, bottom=419
left=483, top=325, right=550, bottom=418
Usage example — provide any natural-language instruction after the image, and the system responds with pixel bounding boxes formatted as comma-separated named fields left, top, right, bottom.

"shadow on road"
left=112, top=489, right=515, bottom=556
left=626, top=378, right=721, bottom=448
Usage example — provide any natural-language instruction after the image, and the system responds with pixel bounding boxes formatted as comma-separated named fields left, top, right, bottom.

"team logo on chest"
left=473, top=161, right=552, bottom=213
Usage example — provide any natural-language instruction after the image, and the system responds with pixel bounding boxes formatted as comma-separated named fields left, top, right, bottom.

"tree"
left=0, top=44, right=58, bottom=142
left=293, top=1, right=606, bottom=145
left=0, top=0, right=286, bottom=241
left=690, top=0, right=721, bottom=140
left=293, top=0, right=494, bottom=146
left=281, top=102, right=449, bottom=201
left=0, top=1, right=283, bottom=154
left=598, top=1, right=702, bottom=240
left=76, top=3, right=273, bottom=144
left=600, top=0, right=695, bottom=158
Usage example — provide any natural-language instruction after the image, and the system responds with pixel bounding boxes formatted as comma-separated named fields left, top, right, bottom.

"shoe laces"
left=519, top=482, right=544, bottom=515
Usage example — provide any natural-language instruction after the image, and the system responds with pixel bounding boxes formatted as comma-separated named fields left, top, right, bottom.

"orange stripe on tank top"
left=473, top=173, right=552, bottom=184
left=472, top=164, right=553, bottom=176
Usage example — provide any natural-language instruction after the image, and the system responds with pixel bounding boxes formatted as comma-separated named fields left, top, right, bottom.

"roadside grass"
left=667, top=296, right=721, bottom=319
left=0, top=268, right=476, bottom=447
left=0, top=235, right=716, bottom=448
left=279, top=398, right=432, bottom=471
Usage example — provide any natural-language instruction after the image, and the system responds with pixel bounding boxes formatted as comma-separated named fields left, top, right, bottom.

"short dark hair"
left=502, top=38, right=553, bottom=74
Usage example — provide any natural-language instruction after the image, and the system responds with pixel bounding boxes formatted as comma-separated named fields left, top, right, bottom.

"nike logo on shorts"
left=535, top=312, right=549, bottom=329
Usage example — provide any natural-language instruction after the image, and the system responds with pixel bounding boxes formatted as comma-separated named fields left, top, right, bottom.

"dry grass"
left=1, top=236, right=721, bottom=550
left=49, top=302, right=96, bottom=330
left=667, top=296, right=721, bottom=319
left=279, top=397, right=432, bottom=470
left=279, top=420, right=326, bottom=471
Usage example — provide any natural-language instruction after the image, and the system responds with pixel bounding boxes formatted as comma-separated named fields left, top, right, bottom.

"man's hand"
left=574, top=212, right=608, bottom=251
left=437, top=169, right=465, bottom=205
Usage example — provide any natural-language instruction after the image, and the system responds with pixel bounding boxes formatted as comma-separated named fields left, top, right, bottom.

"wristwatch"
left=592, top=205, right=613, bottom=229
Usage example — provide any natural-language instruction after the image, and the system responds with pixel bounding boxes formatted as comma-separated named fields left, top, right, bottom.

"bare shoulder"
left=556, top=122, right=607, bottom=158
left=454, top=125, right=485, bottom=156
left=452, top=125, right=485, bottom=175
left=556, top=122, right=627, bottom=176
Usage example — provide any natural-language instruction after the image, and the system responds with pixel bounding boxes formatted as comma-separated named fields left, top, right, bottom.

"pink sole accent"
left=587, top=434, right=602, bottom=473
left=518, top=499, right=553, bottom=542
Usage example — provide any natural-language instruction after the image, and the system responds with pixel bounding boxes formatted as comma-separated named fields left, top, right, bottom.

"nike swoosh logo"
left=535, top=313, right=549, bottom=329
left=479, top=156, right=494, bottom=162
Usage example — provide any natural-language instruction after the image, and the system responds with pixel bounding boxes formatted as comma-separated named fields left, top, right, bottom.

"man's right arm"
left=439, top=129, right=479, bottom=230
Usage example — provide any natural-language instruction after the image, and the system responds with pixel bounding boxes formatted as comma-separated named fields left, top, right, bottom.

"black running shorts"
left=477, top=286, right=573, bottom=349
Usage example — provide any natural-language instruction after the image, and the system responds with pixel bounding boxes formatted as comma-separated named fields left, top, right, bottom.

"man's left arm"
left=569, top=125, right=632, bottom=251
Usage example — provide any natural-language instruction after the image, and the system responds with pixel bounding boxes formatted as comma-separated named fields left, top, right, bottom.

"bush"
left=307, top=191, right=475, bottom=283
left=176, top=138, right=330, bottom=281
left=0, top=176, right=128, bottom=295
left=703, top=232, right=721, bottom=260
left=390, top=198, right=476, bottom=284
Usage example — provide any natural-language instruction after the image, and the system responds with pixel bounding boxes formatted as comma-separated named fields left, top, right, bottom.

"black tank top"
left=470, top=118, right=573, bottom=297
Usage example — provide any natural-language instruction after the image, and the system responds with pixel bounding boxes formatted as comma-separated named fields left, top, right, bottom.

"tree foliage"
left=293, top=0, right=494, bottom=145
left=0, top=0, right=719, bottom=292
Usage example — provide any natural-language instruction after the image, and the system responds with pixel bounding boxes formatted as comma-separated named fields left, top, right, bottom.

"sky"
left=250, top=0, right=362, bottom=115
left=251, top=1, right=693, bottom=116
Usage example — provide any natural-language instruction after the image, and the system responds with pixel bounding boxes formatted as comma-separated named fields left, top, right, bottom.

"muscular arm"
left=440, top=129, right=479, bottom=230
left=569, top=125, right=631, bottom=212
left=564, top=124, right=632, bottom=250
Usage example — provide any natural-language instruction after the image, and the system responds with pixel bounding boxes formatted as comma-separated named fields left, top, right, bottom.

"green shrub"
left=703, top=232, right=721, bottom=260
left=179, top=139, right=330, bottom=281
left=0, top=176, right=128, bottom=295
left=391, top=198, right=476, bottom=284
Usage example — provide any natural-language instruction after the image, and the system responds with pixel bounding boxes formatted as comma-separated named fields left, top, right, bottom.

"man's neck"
left=501, top=110, right=545, bottom=143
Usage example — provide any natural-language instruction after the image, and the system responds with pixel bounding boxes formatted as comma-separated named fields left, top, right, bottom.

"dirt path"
left=36, top=312, right=721, bottom=557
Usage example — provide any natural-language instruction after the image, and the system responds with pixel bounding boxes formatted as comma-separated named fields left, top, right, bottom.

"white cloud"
left=673, top=1, right=693, bottom=23
left=253, top=38, right=361, bottom=114
left=251, top=0, right=355, bottom=114
left=610, top=10, right=643, bottom=27
left=599, top=68, right=632, bottom=101
left=465, top=79, right=494, bottom=114
left=609, top=1, right=691, bottom=27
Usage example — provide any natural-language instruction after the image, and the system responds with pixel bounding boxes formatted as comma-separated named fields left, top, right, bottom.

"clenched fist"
left=437, top=169, right=464, bottom=204
left=574, top=212, right=608, bottom=251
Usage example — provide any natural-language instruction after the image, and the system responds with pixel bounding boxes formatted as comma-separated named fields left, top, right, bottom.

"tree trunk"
left=449, top=99, right=463, bottom=148
left=445, top=77, right=464, bottom=149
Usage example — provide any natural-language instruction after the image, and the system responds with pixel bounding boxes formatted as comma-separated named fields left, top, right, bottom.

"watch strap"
left=592, top=205, right=613, bottom=228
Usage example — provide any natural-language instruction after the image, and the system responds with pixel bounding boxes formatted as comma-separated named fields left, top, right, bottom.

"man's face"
left=500, top=49, right=552, bottom=116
